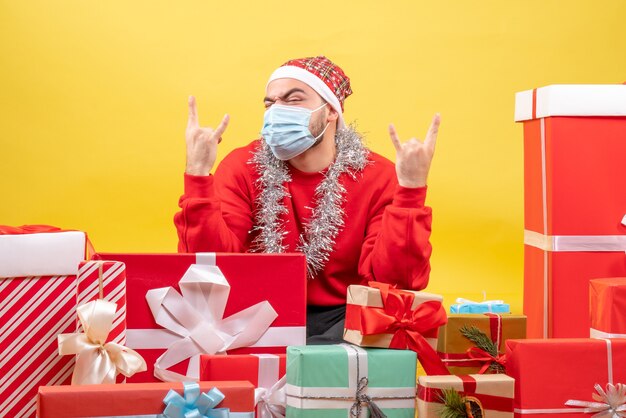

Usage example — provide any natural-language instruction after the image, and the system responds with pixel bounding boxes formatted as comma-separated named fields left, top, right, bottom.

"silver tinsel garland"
left=249, top=126, right=370, bottom=278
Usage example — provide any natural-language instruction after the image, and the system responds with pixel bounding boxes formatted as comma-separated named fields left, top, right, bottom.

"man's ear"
left=327, top=106, right=339, bottom=122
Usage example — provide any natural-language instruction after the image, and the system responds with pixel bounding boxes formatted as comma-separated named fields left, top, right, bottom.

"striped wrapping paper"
left=76, top=260, right=127, bottom=346
left=0, top=275, right=78, bottom=418
left=0, top=262, right=127, bottom=417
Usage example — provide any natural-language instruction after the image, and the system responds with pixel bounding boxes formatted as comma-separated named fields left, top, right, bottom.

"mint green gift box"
left=286, top=344, right=417, bottom=418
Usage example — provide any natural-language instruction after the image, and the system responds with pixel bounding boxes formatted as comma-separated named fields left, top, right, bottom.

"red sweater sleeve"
left=358, top=185, right=432, bottom=290
left=173, top=156, right=255, bottom=253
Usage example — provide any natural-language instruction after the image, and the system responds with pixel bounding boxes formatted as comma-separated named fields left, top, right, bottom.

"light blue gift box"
left=450, top=298, right=510, bottom=314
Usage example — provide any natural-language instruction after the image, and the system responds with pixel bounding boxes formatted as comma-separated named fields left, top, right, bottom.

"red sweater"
left=174, top=140, right=433, bottom=306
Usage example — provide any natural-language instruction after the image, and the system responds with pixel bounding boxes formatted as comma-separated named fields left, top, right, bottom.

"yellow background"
left=2, top=1, right=625, bottom=313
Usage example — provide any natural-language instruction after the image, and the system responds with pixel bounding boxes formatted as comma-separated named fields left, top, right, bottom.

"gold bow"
left=58, top=300, right=146, bottom=385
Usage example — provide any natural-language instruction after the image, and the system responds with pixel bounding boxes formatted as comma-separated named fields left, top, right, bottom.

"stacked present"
left=0, top=226, right=310, bottom=417
left=505, top=83, right=626, bottom=414
left=2, top=83, right=626, bottom=418
left=0, top=231, right=523, bottom=418
left=514, top=84, right=626, bottom=338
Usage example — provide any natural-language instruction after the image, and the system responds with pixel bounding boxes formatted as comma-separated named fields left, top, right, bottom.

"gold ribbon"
left=58, top=300, right=146, bottom=385
left=97, top=261, right=104, bottom=299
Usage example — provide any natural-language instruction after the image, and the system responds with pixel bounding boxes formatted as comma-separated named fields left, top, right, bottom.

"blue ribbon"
left=162, top=382, right=231, bottom=418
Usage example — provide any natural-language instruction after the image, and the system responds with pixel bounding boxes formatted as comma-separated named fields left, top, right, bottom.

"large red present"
left=0, top=226, right=87, bottom=418
left=590, top=277, right=626, bottom=338
left=93, top=253, right=307, bottom=382
left=506, top=338, right=626, bottom=417
left=515, top=85, right=626, bottom=338
left=37, top=380, right=255, bottom=417
left=200, top=354, right=286, bottom=417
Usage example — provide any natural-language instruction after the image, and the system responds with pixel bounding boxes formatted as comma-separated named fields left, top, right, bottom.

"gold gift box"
left=343, top=284, right=443, bottom=350
left=437, top=314, right=526, bottom=375
left=417, top=374, right=514, bottom=418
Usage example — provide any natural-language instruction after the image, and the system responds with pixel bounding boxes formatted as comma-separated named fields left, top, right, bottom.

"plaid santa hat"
left=267, top=56, right=352, bottom=129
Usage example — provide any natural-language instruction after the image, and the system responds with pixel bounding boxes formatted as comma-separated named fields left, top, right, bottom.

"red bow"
left=0, top=225, right=63, bottom=234
left=359, top=282, right=450, bottom=375
left=466, top=347, right=507, bottom=374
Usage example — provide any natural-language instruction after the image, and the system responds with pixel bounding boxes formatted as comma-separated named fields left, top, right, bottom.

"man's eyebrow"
left=263, top=88, right=307, bottom=102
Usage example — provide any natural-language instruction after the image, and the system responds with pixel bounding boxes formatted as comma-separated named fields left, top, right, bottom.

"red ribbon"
left=348, top=281, right=450, bottom=375
left=440, top=313, right=505, bottom=374
left=465, top=347, right=507, bottom=374
left=0, top=225, right=63, bottom=234
left=417, top=375, right=513, bottom=411
left=0, top=224, right=95, bottom=258
left=485, top=313, right=503, bottom=348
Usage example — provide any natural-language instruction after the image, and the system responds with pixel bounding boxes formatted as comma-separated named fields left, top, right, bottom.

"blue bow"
left=163, top=382, right=231, bottom=418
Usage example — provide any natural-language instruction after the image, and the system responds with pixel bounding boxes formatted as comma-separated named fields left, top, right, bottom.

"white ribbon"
left=253, top=354, right=286, bottom=418
left=145, top=262, right=278, bottom=382
left=58, top=300, right=147, bottom=385
left=524, top=230, right=626, bottom=252
left=592, top=329, right=626, bottom=339
left=565, top=383, right=626, bottom=417
left=453, top=297, right=506, bottom=313
left=256, top=376, right=286, bottom=418
left=285, top=344, right=415, bottom=416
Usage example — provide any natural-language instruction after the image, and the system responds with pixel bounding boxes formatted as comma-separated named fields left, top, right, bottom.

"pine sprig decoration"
left=439, top=389, right=485, bottom=418
left=459, top=325, right=505, bottom=373
left=438, top=388, right=467, bottom=418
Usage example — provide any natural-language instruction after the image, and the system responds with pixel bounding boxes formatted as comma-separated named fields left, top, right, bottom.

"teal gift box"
left=286, top=344, right=416, bottom=418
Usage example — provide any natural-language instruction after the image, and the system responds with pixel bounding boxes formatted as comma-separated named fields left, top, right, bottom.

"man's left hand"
left=389, top=113, right=440, bottom=188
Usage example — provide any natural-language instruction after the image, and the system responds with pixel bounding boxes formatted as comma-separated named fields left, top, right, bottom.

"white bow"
left=566, top=383, right=626, bottom=418
left=455, top=297, right=505, bottom=306
left=146, top=263, right=278, bottom=381
left=255, top=376, right=287, bottom=418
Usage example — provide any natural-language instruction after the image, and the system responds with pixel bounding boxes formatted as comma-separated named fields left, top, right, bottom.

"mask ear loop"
left=313, top=122, right=331, bottom=140
left=312, top=102, right=328, bottom=112
left=312, top=103, right=331, bottom=140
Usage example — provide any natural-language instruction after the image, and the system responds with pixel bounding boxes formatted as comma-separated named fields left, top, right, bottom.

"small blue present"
left=450, top=297, right=510, bottom=314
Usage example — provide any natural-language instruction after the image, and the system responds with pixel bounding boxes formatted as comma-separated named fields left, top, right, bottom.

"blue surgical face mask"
left=261, top=103, right=330, bottom=160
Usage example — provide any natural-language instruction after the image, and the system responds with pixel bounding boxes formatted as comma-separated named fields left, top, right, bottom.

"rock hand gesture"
left=185, top=96, right=230, bottom=176
left=389, top=114, right=440, bottom=188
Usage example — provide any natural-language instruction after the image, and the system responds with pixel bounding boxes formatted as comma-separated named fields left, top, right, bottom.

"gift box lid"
left=514, top=84, right=626, bottom=122
left=0, top=229, right=86, bottom=277
left=590, top=277, right=626, bottom=335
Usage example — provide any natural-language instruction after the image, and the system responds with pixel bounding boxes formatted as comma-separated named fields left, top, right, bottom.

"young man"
left=175, top=56, right=440, bottom=343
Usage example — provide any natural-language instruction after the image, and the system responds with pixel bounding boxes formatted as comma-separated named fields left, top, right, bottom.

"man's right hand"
left=185, top=95, right=230, bottom=176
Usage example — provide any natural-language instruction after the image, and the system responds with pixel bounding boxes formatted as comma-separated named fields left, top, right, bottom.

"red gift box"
left=506, top=338, right=626, bottom=417
left=93, top=253, right=307, bottom=383
left=590, top=277, right=626, bottom=338
left=0, top=226, right=87, bottom=418
left=515, top=85, right=626, bottom=338
left=37, top=380, right=255, bottom=417
left=201, top=354, right=286, bottom=417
